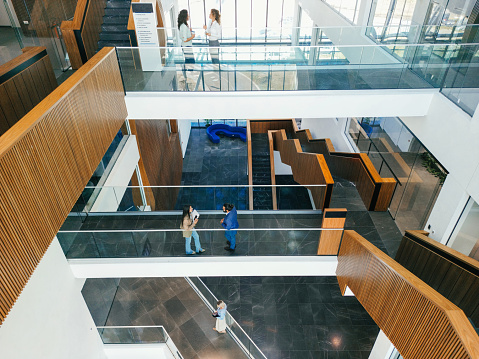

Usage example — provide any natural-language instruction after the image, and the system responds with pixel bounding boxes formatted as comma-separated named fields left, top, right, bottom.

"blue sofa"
left=206, top=124, right=247, bottom=144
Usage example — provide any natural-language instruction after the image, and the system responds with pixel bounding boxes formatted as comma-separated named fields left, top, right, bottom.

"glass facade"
left=177, top=0, right=296, bottom=43
left=347, top=117, right=446, bottom=233
left=324, top=0, right=362, bottom=23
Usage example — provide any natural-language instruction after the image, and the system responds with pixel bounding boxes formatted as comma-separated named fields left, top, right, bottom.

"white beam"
left=69, top=256, right=338, bottom=278
left=125, top=90, right=437, bottom=120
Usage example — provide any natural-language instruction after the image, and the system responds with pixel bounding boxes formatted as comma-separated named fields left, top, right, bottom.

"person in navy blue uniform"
left=221, top=203, right=239, bottom=252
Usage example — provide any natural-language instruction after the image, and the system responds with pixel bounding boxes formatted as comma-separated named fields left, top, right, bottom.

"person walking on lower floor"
left=181, top=205, right=205, bottom=255
left=221, top=203, right=239, bottom=251
left=213, top=300, right=227, bottom=333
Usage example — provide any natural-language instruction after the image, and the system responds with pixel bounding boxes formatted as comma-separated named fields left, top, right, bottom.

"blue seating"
left=360, top=123, right=373, bottom=137
left=206, top=124, right=247, bottom=144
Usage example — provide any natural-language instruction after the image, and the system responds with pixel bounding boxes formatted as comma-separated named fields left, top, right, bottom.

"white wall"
left=402, top=92, right=479, bottom=242
left=0, top=239, right=106, bottom=359
left=90, top=136, right=140, bottom=212
left=274, top=151, right=293, bottom=175
left=125, top=90, right=436, bottom=120
left=300, top=118, right=352, bottom=152
left=177, top=119, right=192, bottom=158
left=368, top=331, right=395, bottom=359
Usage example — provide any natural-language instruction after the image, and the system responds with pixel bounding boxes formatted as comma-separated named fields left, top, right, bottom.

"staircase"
left=251, top=134, right=273, bottom=210
left=97, top=0, right=132, bottom=50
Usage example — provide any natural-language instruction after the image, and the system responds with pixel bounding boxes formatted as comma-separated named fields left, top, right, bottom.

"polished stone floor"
left=83, top=277, right=248, bottom=359
left=200, top=276, right=379, bottom=359
left=82, top=276, right=379, bottom=359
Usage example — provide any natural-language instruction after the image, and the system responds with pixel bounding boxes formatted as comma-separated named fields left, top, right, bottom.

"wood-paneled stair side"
left=0, top=47, right=127, bottom=325
left=337, top=230, right=479, bottom=359
left=61, top=0, right=108, bottom=69
left=291, top=119, right=396, bottom=212
left=396, top=230, right=479, bottom=327
left=317, top=208, right=347, bottom=255
left=0, top=47, right=57, bottom=137
left=270, top=129, right=334, bottom=211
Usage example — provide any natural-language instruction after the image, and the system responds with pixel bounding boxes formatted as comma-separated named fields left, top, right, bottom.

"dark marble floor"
left=82, top=276, right=380, bottom=359
left=200, top=276, right=379, bottom=359
left=83, top=277, right=248, bottom=359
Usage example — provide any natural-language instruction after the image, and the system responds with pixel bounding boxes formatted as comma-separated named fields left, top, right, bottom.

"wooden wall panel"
left=337, top=230, right=479, bottom=359
left=292, top=121, right=396, bottom=212
left=0, top=47, right=57, bottom=137
left=0, top=47, right=127, bottom=325
left=82, top=0, right=108, bottom=59
left=61, top=0, right=108, bottom=69
left=271, top=129, right=334, bottom=211
left=317, top=208, right=347, bottom=255
left=247, top=121, right=253, bottom=210
left=250, top=119, right=294, bottom=134
left=130, top=119, right=183, bottom=210
left=267, top=131, right=278, bottom=210
left=396, top=230, right=479, bottom=327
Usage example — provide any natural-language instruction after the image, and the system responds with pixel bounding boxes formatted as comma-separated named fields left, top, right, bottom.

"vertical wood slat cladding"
left=292, top=121, right=396, bottom=211
left=396, top=230, right=479, bottom=327
left=317, top=208, right=347, bottom=255
left=337, top=230, right=479, bottom=359
left=131, top=120, right=183, bottom=210
left=267, top=131, right=278, bottom=210
left=0, top=48, right=127, bottom=325
left=250, top=119, right=294, bottom=134
left=0, top=47, right=57, bottom=137
left=271, top=129, right=334, bottom=211
left=247, top=121, right=253, bottom=210
left=82, top=0, right=108, bottom=59
left=61, top=0, right=108, bottom=69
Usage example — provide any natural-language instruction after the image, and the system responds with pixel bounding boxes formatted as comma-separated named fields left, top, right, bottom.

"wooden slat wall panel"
left=317, top=208, right=347, bottom=255
left=0, top=48, right=127, bottom=325
left=271, top=129, right=334, bottom=211
left=396, top=230, right=479, bottom=327
left=250, top=119, right=294, bottom=133
left=292, top=121, right=396, bottom=212
left=337, top=230, right=479, bottom=359
left=60, top=0, right=108, bottom=69
left=247, top=121, right=253, bottom=210
left=267, top=131, right=278, bottom=210
left=82, top=0, right=108, bottom=59
left=0, top=47, right=57, bottom=136
left=130, top=119, right=183, bottom=210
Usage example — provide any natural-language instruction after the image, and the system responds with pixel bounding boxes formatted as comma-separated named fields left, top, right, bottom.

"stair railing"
left=61, top=0, right=108, bottom=69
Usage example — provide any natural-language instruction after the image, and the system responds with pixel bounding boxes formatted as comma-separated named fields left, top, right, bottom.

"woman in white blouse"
left=178, top=9, right=195, bottom=63
left=203, top=9, right=221, bottom=64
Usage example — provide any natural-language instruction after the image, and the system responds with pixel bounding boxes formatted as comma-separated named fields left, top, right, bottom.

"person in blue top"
left=221, top=203, right=239, bottom=252
left=213, top=300, right=227, bottom=333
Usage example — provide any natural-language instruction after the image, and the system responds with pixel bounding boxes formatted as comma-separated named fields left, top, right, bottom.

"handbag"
left=212, top=311, right=220, bottom=318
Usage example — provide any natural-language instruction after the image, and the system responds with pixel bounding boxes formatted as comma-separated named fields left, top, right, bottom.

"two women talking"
left=177, top=8, right=222, bottom=64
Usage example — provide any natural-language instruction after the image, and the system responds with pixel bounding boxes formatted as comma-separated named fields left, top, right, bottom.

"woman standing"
left=178, top=9, right=195, bottom=63
left=203, top=9, right=221, bottom=64
left=180, top=205, right=205, bottom=255
left=213, top=300, right=227, bottom=334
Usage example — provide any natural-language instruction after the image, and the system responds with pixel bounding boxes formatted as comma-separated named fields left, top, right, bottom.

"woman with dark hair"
left=178, top=9, right=195, bottom=63
left=180, top=205, right=205, bottom=255
left=220, top=203, right=239, bottom=252
left=203, top=8, right=221, bottom=64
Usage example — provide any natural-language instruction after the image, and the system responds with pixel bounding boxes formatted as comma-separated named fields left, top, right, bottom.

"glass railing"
left=116, top=43, right=479, bottom=95
left=57, top=228, right=342, bottom=258
left=71, top=184, right=326, bottom=213
left=158, top=24, right=479, bottom=46
left=187, top=277, right=267, bottom=359
left=97, top=325, right=182, bottom=358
